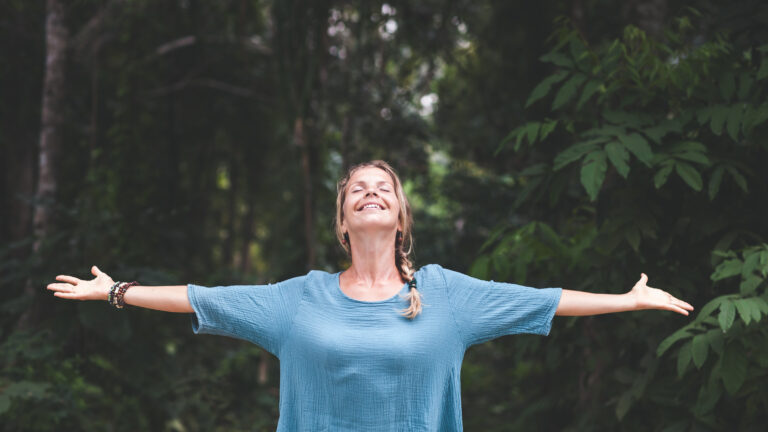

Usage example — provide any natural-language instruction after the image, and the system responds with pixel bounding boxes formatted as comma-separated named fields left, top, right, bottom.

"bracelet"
left=107, top=281, right=139, bottom=309
left=108, top=281, right=122, bottom=306
left=114, top=281, right=139, bottom=309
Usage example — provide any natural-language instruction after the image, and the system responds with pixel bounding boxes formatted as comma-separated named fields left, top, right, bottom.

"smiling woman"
left=47, top=160, right=693, bottom=432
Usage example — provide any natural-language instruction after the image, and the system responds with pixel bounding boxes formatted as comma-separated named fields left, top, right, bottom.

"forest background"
left=2, top=0, right=768, bottom=430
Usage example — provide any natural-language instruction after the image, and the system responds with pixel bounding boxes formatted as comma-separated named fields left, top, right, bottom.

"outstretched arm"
left=47, top=266, right=193, bottom=313
left=555, top=273, right=693, bottom=316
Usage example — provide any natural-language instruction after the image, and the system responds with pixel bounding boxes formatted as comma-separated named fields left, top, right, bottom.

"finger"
left=53, top=292, right=81, bottom=300
left=639, top=273, right=648, bottom=285
left=673, top=298, right=694, bottom=311
left=91, top=265, right=102, bottom=277
left=47, top=283, right=74, bottom=292
left=55, top=275, right=81, bottom=284
left=669, top=305, right=690, bottom=316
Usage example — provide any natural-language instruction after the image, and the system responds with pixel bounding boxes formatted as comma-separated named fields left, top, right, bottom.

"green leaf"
left=539, top=120, right=558, bottom=141
left=718, top=301, right=735, bottom=332
left=740, top=275, right=761, bottom=295
left=653, top=161, right=673, bottom=190
left=710, top=105, right=729, bottom=135
left=605, top=142, right=630, bottom=178
left=553, top=142, right=599, bottom=170
left=525, top=71, right=569, bottom=107
left=675, top=151, right=710, bottom=166
left=726, top=166, right=748, bottom=193
left=726, top=106, right=742, bottom=141
left=539, top=52, right=573, bottom=68
left=712, top=258, right=743, bottom=281
left=576, top=80, right=602, bottom=109
left=552, top=74, right=587, bottom=110
left=721, top=346, right=747, bottom=395
left=580, top=151, right=607, bottom=201
left=619, top=133, right=653, bottom=166
left=677, top=341, right=692, bottom=377
left=734, top=299, right=753, bottom=325
left=742, top=251, right=760, bottom=279
left=675, top=162, right=703, bottom=191
left=692, top=333, right=709, bottom=369
left=526, top=122, right=541, bottom=145
left=657, top=327, right=692, bottom=357
left=708, top=166, right=725, bottom=200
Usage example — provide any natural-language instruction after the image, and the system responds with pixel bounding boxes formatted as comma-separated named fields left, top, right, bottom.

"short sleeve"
left=187, top=275, right=306, bottom=356
left=439, top=267, right=562, bottom=347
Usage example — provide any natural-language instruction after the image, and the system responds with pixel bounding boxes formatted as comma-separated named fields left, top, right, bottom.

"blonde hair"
left=334, top=160, right=422, bottom=319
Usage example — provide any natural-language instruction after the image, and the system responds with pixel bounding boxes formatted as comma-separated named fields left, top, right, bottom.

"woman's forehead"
left=348, top=167, right=392, bottom=184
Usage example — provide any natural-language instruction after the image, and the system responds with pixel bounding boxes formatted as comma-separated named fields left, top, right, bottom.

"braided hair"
left=335, top=161, right=422, bottom=319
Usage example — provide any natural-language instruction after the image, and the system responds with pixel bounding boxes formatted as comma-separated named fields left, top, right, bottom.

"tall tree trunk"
left=295, top=117, right=316, bottom=269
left=18, top=0, right=69, bottom=329
left=33, top=0, right=68, bottom=250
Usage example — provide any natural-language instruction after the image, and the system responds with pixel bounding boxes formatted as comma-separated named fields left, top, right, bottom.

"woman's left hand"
left=630, top=273, right=694, bottom=315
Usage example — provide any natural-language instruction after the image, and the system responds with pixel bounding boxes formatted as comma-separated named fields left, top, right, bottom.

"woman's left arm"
left=555, top=273, right=694, bottom=316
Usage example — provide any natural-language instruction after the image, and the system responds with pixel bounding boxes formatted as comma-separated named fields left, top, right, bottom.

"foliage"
left=468, top=8, right=768, bottom=430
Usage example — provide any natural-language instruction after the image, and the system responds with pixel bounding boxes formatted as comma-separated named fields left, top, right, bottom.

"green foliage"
left=475, top=7, right=768, bottom=430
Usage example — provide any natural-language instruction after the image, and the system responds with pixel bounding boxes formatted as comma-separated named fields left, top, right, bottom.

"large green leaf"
left=726, top=106, right=742, bottom=141
left=605, top=141, right=630, bottom=178
left=710, top=105, right=729, bottom=135
left=675, top=162, right=703, bottom=191
left=619, top=133, right=653, bottom=166
left=654, top=162, right=674, bottom=189
left=657, top=327, right=692, bottom=357
left=576, top=80, right=602, bottom=109
left=677, top=341, right=692, bottom=377
left=718, top=301, right=735, bottom=332
left=580, top=150, right=607, bottom=201
left=692, top=333, right=709, bottom=369
left=712, top=258, right=743, bottom=281
left=539, top=52, right=574, bottom=68
left=726, top=166, right=748, bottom=193
left=525, top=71, right=569, bottom=107
left=734, top=299, right=754, bottom=325
left=708, top=166, right=725, bottom=200
left=552, top=73, right=587, bottom=110
left=553, top=142, right=599, bottom=171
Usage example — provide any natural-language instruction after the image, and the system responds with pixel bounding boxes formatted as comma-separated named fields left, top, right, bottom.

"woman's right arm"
left=47, top=265, right=193, bottom=313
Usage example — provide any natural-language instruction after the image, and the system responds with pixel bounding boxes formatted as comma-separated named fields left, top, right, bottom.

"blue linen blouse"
left=188, top=264, right=562, bottom=431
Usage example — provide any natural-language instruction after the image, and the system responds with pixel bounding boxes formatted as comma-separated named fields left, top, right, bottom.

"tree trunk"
left=18, top=0, right=69, bottom=329
left=33, top=0, right=68, bottom=250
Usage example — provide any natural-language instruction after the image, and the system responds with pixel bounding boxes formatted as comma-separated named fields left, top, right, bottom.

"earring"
left=343, top=232, right=350, bottom=244
left=396, top=231, right=403, bottom=242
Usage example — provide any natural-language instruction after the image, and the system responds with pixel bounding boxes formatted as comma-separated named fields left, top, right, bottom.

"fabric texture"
left=188, top=264, right=562, bottom=431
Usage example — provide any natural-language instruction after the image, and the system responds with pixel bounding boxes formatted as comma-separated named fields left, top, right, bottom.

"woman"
left=47, top=160, right=693, bottom=431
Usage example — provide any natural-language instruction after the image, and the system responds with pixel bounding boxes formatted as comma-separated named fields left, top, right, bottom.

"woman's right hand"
left=47, top=265, right=114, bottom=301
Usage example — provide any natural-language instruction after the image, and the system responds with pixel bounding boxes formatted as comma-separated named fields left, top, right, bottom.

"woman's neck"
left=344, top=232, right=401, bottom=287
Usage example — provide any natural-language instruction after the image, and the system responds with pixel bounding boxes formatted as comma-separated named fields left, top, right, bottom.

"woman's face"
left=341, top=166, right=401, bottom=236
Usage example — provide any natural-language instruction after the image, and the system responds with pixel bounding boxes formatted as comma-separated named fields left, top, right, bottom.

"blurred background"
left=2, top=0, right=768, bottom=430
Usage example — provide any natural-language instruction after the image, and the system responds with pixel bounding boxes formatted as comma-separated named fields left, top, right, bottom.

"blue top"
left=188, top=264, right=562, bottom=431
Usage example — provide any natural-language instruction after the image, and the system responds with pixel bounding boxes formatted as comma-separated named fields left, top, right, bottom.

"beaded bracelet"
left=114, top=281, right=139, bottom=309
left=107, top=281, right=122, bottom=306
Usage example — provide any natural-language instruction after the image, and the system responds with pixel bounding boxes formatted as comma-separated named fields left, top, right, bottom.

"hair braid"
left=395, top=234, right=421, bottom=319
